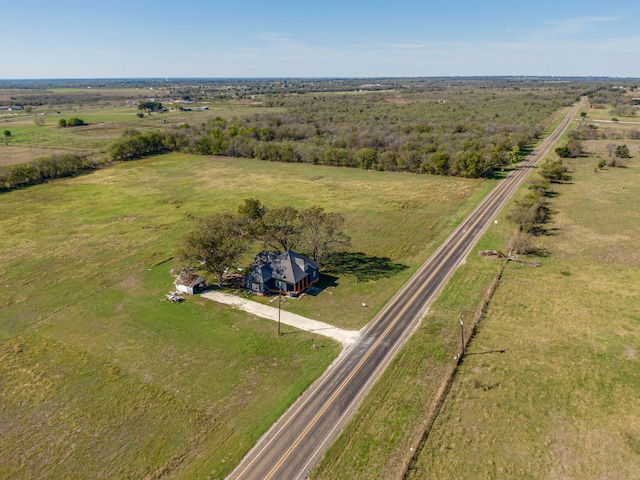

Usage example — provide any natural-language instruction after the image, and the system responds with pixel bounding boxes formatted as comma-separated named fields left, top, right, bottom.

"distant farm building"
left=246, top=250, right=320, bottom=296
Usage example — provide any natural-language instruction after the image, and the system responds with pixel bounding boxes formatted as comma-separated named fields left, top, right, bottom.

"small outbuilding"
left=174, top=272, right=207, bottom=295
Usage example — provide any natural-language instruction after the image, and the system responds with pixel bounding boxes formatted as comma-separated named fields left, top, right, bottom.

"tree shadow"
left=527, top=246, right=552, bottom=257
left=323, top=251, right=409, bottom=281
left=489, top=169, right=509, bottom=180
left=465, top=349, right=506, bottom=356
left=520, top=145, right=535, bottom=157
left=531, top=224, right=560, bottom=237
left=304, top=274, right=339, bottom=296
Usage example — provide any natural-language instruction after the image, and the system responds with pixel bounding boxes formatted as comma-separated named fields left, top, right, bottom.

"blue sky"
left=2, top=0, right=639, bottom=78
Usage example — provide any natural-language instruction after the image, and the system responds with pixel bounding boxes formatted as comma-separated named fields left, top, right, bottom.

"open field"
left=311, top=103, right=640, bottom=479
left=2, top=80, right=635, bottom=478
left=403, top=119, right=640, bottom=478
left=0, top=153, right=486, bottom=478
left=1, top=103, right=282, bottom=159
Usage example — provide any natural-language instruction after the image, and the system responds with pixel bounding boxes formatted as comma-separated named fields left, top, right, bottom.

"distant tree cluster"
left=58, top=117, right=85, bottom=127
left=555, top=139, right=583, bottom=158
left=107, top=130, right=168, bottom=161
left=604, top=143, right=631, bottom=167
left=177, top=199, right=350, bottom=285
left=0, top=154, right=95, bottom=191
left=538, top=158, right=567, bottom=182
left=138, top=101, right=164, bottom=114
left=107, top=87, right=575, bottom=178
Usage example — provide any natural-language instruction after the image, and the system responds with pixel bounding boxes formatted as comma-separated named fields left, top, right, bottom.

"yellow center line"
left=263, top=196, right=498, bottom=479
left=249, top=98, right=585, bottom=480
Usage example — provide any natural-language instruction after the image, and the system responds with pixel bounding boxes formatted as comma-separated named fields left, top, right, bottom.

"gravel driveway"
left=201, top=291, right=361, bottom=348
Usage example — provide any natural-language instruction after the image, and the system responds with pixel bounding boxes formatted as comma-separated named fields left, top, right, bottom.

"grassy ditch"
left=311, top=205, right=517, bottom=479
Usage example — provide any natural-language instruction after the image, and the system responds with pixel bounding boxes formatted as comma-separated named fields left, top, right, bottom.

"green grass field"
left=403, top=122, right=640, bottom=478
left=0, top=153, right=487, bottom=478
left=4, top=83, right=631, bottom=479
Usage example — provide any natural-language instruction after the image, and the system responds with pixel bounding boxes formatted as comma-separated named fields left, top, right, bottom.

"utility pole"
left=459, top=313, right=465, bottom=357
left=277, top=275, right=286, bottom=336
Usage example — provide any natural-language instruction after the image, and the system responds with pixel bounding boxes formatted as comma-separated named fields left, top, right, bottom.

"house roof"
left=271, top=250, right=319, bottom=284
left=174, top=273, right=206, bottom=287
left=247, top=262, right=272, bottom=285
left=248, top=250, right=319, bottom=285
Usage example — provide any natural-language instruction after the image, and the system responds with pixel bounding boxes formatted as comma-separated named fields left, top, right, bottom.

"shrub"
left=539, top=159, right=566, bottom=181
left=108, top=131, right=167, bottom=161
left=615, top=145, right=631, bottom=158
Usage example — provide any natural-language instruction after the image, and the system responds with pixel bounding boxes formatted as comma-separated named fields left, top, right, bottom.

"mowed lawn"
left=407, top=141, right=640, bottom=478
left=0, top=154, right=487, bottom=478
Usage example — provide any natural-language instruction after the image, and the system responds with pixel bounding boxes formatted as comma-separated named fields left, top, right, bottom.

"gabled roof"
left=174, top=273, right=206, bottom=288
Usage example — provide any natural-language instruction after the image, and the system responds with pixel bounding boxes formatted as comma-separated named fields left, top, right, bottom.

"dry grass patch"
left=0, top=145, right=80, bottom=169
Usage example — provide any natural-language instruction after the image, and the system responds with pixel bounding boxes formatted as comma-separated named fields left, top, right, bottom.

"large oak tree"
left=177, top=213, right=246, bottom=286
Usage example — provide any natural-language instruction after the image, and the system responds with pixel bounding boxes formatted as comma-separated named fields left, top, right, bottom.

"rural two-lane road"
left=228, top=99, right=585, bottom=480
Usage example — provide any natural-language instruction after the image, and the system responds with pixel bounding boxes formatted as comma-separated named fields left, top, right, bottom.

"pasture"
left=3, top=79, right=632, bottom=478
left=0, top=153, right=486, bottom=478
left=405, top=119, right=640, bottom=478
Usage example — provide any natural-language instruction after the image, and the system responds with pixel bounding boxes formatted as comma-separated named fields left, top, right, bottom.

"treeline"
left=107, top=87, right=576, bottom=178
left=507, top=158, right=566, bottom=254
left=0, top=154, right=96, bottom=191
left=569, top=121, right=640, bottom=141
left=108, top=130, right=169, bottom=161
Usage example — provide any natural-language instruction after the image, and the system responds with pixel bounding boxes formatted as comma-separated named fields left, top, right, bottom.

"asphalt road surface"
left=228, top=99, right=585, bottom=480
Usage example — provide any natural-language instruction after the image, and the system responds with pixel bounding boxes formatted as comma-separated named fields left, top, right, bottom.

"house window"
left=312, top=270, right=317, bottom=279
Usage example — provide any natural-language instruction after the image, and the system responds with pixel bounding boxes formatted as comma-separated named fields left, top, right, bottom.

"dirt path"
left=201, top=291, right=361, bottom=348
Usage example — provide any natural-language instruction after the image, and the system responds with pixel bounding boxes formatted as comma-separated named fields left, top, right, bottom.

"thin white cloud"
left=549, top=15, right=621, bottom=35
left=385, top=42, right=435, bottom=50
left=221, top=30, right=640, bottom=77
